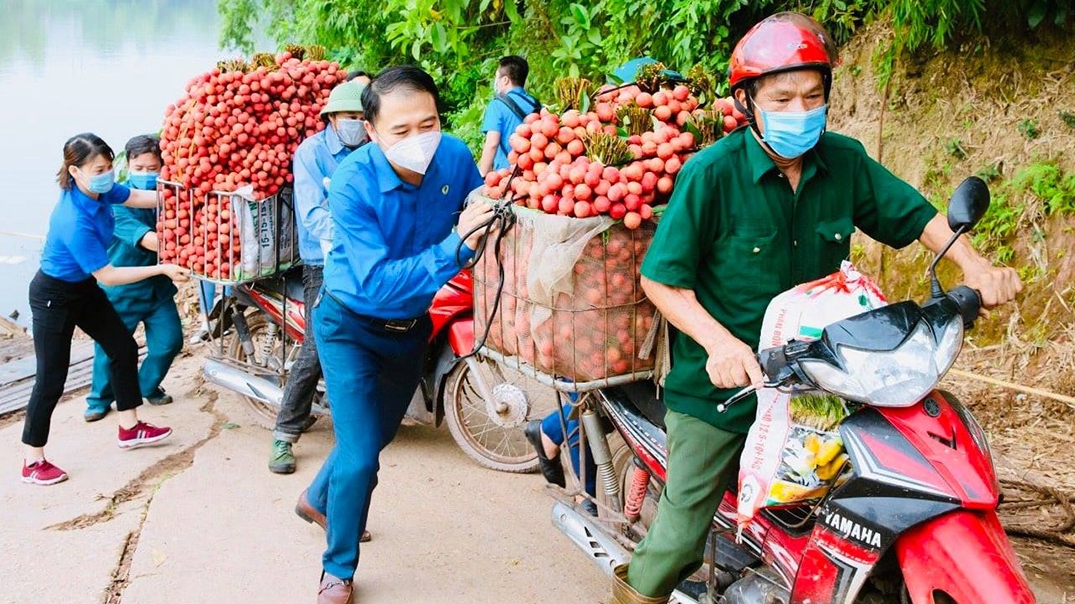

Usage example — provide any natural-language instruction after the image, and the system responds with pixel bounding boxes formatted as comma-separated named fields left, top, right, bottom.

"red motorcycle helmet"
left=728, top=12, right=838, bottom=95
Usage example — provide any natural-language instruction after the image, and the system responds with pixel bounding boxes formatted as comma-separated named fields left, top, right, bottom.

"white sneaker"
left=188, top=321, right=210, bottom=345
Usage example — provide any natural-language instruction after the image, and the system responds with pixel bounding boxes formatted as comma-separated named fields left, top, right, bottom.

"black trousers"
left=273, top=264, right=324, bottom=442
left=22, top=271, right=142, bottom=447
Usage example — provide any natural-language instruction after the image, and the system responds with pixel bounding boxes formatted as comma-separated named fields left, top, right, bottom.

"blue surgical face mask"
left=756, top=103, right=828, bottom=159
left=335, top=118, right=368, bottom=148
left=79, top=168, right=116, bottom=195
left=127, top=172, right=159, bottom=190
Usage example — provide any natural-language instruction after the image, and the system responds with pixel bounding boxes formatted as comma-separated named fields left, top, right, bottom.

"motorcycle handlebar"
left=947, top=285, right=982, bottom=328
left=717, top=384, right=758, bottom=413
left=716, top=354, right=789, bottom=413
left=717, top=287, right=982, bottom=414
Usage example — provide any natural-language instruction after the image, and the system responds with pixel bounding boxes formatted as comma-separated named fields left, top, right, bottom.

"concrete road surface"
left=0, top=352, right=607, bottom=604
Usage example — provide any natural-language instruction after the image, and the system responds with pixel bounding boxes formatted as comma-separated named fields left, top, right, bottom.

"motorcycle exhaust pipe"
left=552, top=501, right=704, bottom=604
left=203, top=359, right=283, bottom=408
left=551, top=501, right=632, bottom=577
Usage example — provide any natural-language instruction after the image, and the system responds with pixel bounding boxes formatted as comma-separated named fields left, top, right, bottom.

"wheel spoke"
left=444, top=361, right=547, bottom=469
left=464, top=422, right=503, bottom=441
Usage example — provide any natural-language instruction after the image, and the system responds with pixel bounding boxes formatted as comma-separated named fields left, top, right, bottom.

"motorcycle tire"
left=605, top=434, right=662, bottom=538
left=442, top=359, right=559, bottom=474
left=226, top=311, right=321, bottom=431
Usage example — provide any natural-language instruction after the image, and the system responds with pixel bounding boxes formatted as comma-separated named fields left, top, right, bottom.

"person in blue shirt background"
left=22, top=133, right=190, bottom=486
left=84, top=135, right=184, bottom=422
left=477, top=55, right=540, bottom=176
left=294, top=66, right=494, bottom=604
left=268, top=80, right=368, bottom=477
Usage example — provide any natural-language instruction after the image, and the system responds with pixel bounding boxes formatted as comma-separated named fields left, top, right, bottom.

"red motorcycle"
left=552, top=177, right=1035, bottom=603
left=201, top=268, right=559, bottom=473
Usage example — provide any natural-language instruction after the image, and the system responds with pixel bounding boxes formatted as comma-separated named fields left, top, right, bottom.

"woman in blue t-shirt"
left=21, top=133, right=191, bottom=486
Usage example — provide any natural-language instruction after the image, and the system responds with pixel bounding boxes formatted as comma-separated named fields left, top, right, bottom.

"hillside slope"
left=827, top=21, right=1075, bottom=596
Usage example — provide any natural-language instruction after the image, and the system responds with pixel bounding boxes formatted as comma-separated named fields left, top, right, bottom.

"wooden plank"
left=0, top=316, right=24, bottom=338
left=0, top=380, right=36, bottom=416
left=0, top=355, right=38, bottom=384
left=0, top=347, right=147, bottom=416
left=0, top=341, right=97, bottom=385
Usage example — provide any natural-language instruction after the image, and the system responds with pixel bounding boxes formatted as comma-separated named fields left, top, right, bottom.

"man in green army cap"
left=267, top=80, right=371, bottom=490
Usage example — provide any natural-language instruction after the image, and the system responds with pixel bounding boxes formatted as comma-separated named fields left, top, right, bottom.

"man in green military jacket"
left=84, top=135, right=183, bottom=422
left=611, top=13, right=1024, bottom=604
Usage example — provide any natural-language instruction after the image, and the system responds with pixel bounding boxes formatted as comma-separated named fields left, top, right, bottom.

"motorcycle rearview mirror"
left=928, top=176, right=992, bottom=300
left=947, top=176, right=991, bottom=233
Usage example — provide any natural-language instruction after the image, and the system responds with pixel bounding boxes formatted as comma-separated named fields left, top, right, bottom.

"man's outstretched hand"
left=458, top=199, right=497, bottom=251
left=705, top=335, right=764, bottom=390
left=962, top=257, right=1023, bottom=312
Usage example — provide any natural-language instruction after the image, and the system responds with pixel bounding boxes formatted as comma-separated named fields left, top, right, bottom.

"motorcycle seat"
left=618, top=380, right=667, bottom=430
left=283, top=269, right=306, bottom=303
left=250, top=266, right=306, bottom=303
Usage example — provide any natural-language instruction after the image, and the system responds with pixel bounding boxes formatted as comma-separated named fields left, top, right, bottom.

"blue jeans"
left=306, top=293, right=430, bottom=580
left=87, top=295, right=184, bottom=411
left=541, top=401, right=597, bottom=496
left=197, top=281, right=216, bottom=317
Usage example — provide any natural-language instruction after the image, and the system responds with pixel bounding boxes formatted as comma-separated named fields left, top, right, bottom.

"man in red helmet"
left=611, top=12, right=1023, bottom=604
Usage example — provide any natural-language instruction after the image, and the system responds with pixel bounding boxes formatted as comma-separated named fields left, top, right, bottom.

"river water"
left=0, top=0, right=240, bottom=326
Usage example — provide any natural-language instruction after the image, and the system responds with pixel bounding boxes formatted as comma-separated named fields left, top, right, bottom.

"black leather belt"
left=369, top=317, right=421, bottom=333
left=324, top=290, right=424, bottom=334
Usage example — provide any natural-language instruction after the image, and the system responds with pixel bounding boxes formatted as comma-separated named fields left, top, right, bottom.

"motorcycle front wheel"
left=443, top=358, right=559, bottom=473
left=226, top=311, right=321, bottom=431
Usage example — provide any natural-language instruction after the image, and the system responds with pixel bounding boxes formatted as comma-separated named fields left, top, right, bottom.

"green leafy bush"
left=217, top=0, right=1070, bottom=153
left=970, top=162, right=1075, bottom=263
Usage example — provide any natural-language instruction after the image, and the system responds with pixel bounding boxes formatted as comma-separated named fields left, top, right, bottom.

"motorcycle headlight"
left=934, top=315, right=964, bottom=376
left=799, top=317, right=963, bottom=407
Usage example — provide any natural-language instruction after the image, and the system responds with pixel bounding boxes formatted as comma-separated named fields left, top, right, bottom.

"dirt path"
left=1, top=346, right=1072, bottom=603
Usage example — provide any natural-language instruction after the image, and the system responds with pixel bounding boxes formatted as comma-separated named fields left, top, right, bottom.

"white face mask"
left=383, top=131, right=442, bottom=175
left=335, top=118, right=368, bottom=147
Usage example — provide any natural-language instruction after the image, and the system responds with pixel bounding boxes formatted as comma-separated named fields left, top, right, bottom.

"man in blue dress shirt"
left=477, top=55, right=540, bottom=176
left=268, top=80, right=368, bottom=476
left=294, top=66, right=494, bottom=604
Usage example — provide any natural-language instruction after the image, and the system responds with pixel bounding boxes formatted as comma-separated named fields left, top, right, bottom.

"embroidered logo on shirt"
left=442, top=185, right=450, bottom=195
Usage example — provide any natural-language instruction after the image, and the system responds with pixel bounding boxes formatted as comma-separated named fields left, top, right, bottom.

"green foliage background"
left=216, top=0, right=1072, bottom=151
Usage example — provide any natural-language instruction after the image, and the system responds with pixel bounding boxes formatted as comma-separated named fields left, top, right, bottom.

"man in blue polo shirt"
left=477, top=55, right=540, bottom=176
left=293, top=66, right=493, bottom=604
left=268, top=80, right=367, bottom=476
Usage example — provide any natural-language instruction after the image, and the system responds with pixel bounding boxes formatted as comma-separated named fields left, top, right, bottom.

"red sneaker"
left=22, top=459, right=69, bottom=485
left=118, top=421, right=173, bottom=449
